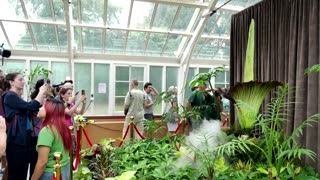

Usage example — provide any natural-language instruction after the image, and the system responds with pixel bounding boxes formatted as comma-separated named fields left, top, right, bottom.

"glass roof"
left=0, top=0, right=261, bottom=60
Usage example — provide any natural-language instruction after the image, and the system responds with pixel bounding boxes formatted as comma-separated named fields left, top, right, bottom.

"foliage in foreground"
left=112, top=135, right=201, bottom=180
left=73, top=138, right=116, bottom=180
left=216, top=84, right=320, bottom=179
left=74, top=84, right=320, bottom=180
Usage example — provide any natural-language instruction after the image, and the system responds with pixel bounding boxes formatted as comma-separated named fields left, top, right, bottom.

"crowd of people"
left=122, top=80, right=230, bottom=140
left=0, top=71, right=86, bottom=180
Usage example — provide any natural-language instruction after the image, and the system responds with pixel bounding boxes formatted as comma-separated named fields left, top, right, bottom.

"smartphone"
left=81, top=89, right=85, bottom=95
left=75, top=91, right=79, bottom=96
left=43, top=79, right=47, bottom=84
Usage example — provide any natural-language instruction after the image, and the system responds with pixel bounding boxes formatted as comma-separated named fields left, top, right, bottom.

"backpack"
left=0, top=91, right=17, bottom=133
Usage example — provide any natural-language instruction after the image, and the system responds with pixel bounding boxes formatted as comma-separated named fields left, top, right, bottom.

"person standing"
left=31, top=99, right=73, bottom=180
left=143, top=82, right=159, bottom=120
left=164, top=86, right=179, bottom=133
left=123, top=80, right=146, bottom=141
left=3, top=72, right=48, bottom=180
left=187, top=83, right=220, bottom=129
left=59, top=88, right=86, bottom=127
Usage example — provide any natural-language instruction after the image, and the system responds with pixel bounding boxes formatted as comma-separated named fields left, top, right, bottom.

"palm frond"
left=187, top=65, right=225, bottom=88
left=305, top=64, right=320, bottom=74
left=277, top=148, right=317, bottom=161
left=284, top=114, right=320, bottom=147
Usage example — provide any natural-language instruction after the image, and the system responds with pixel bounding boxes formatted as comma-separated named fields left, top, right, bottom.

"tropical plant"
left=26, top=64, right=52, bottom=100
left=216, top=84, right=320, bottom=179
left=154, top=91, right=204, bottom=134
left=112, top=135, right=187, bottom=179
left=187, top=65, right=225, bottom=94
left=105, top=171, right=137, bottom=180
left=186, top=134, right=221, bottom=180
left=73, top=138, right=116, bottom=179
left=305, top=64, right=320, bottom=74
left=229, top=80, right=282, bottom=131
left=144, top=119, right=165, bottom=138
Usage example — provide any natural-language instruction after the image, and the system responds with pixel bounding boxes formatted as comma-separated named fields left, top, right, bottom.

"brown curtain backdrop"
left=230, top=0, right=320, bottom=171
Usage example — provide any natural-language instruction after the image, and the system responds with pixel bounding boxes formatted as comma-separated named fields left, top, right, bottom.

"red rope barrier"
left=82, top=128, right=93, bottom=147
left=222, top=119, right=227, bottom=127
left=73, top=130, right=81, bottom=170
left=118, top=124, right=130, bottom=147
left=174, top=122, right=182, bottom=134
left=133, top=125, right=145, bottom=140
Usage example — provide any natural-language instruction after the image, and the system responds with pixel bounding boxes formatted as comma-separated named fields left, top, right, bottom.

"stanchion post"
left=53, top=152, right=63, bottom=180
left=178, top=117, right=185, bottom=134
left=69, top=126, right=74, bottom=180
left=130, top=116, right=134, bottom=142
left=78, top=123, right=83, bottom=165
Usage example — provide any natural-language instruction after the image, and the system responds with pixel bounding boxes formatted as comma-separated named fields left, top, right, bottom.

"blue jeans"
left=40, top=163, right=70, bottom=180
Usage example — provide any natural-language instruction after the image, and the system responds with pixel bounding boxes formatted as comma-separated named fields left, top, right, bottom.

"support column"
left=63, top=0, right=75, bottom=81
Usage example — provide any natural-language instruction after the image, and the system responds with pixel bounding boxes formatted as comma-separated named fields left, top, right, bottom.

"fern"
left=304, top=64, right=320, bottom=74
left=216, top=84, right=320, bottom=178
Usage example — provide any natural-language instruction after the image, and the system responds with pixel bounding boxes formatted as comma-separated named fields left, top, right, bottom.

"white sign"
left=98, top=83, right=106, bottom=93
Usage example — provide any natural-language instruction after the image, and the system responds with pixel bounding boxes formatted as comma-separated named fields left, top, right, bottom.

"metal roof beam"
left=160, top=5, right=181, bottom=56
left=63, top=0, right=75, bottom=80
left=72, top=24, right=193, bottom=36
left=201, top=34, right=229, bottom=39
left=77, top=0, right=83, bottom=52
left=102, top=0, right=108, bottom=53
left=144, top=3, right=158, bottom=53
left=0, top=18, right=208, bottom=37
left=124, top=0, right=134, bottom=53
left=221, top=5, right=245, bottom=12
left=0, top=18, right=65, bottom=25
left=19, top=0, right=37, bottom=50
left=0, top=21, right=13, bottom=49
left=175, top=8, right=202, bottom=58
left=135, top=0, right=208, bottom=8
left=49, top=0, right=61, bottom=51
left=195, top=11, right=223, bottom=58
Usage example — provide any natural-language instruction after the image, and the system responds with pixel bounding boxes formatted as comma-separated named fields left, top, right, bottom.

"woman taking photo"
left=59, top=88, right=87, bottom=126
left=3, top=72, right=49, bottom=179
left=31, top=99, right=73, bottom=180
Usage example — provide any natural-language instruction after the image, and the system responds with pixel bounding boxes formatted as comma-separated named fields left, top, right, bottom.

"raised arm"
left=151, top=86, right=159, bottom=96
left=65, top=95, right=87, bottom=116
left=4, top=93, right=42, bottom=112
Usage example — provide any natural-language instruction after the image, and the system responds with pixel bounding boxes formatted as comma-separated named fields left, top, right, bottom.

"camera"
left=0, top=43, right=11, bottom=66
left=0, top=44, right=11, bottom=58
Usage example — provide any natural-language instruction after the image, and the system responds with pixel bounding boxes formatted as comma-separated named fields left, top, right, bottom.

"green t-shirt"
left=188, top=91, right=221, bottom=121
left=37, top=126, right=70, bottom=172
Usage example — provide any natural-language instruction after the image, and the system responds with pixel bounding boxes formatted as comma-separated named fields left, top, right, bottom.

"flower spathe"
left=229, top=80, right=283, bottom=130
